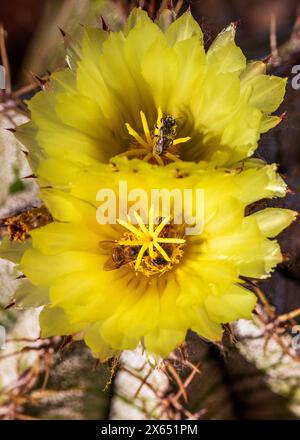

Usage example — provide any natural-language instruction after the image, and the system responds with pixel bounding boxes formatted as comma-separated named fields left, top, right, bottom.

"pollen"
left=120, top=108, right=191, bottom=166
left=117, top=206, right=186, bottom=276
left=1, top=206, right=53, bottom=242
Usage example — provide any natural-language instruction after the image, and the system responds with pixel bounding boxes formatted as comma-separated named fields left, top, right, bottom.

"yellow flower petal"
left=30, top=222, right=100, bottom=255
left=40, top=306, right=84, bottom=337
left=251, top=208, right=297, bottom=238
left=247, top=75, right=287, bottom=113
left=20, top=249, right=103, bottom=287
left=205, top=285, right=257, bottom=323
left=14, top=279, right=49, bottom=308
left=207, top=23, right=246, bottom=74
left=164, top=10, right=203, bottom=45
left=84, top=322, right=118, bottom=362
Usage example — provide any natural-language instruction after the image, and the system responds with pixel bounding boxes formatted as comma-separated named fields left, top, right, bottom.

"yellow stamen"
left=154, top=215, right=171, bottom=237
left=117, top=218, right=144, bottom=238
left=148, top=205, right=154, bottom=236
left=140, top=110, right=152, bottom=144
left=119, top=148, right=149, bottom=157
left=173, top=137, right=191, bottom=146
left=143, top=152, right=152, bottom=162
left=118, top=240, right=143, bottom=246
left=155, top=107, right=163, bottom=135
left=153, top=152, right=164, bottom=166
left=165, top=152, right=181, bottom=162
left=156, top=238, right=186, bottom=244
left=135, top=243, right=148, bottom=270
left=116, top=206, right=186, bottom=276
left=122, top=109, right=190, bottom=165
left=134, top=211, right=150, bottom=236
left=125, top=123, right=149, bottom=148
left=149, top=242, right=154, bottom=259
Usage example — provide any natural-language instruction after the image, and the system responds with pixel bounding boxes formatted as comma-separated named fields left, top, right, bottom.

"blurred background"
left=1, top=0, right=299, bottom=82
left=0, top=0, right=300, bottom=420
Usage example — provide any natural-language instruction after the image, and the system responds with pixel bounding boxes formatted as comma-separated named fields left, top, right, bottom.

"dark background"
left=0, top=0, right=299, bottom=80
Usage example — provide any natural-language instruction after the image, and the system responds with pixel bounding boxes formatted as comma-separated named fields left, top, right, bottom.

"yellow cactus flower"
left=16, top=8, right=286, bottom=186
left=4, top=159, right=295, bottom=360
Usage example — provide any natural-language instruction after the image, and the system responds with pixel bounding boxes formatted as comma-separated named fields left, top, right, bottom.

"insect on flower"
left=100, top=240, right=140, bottom=271
left=99, top=213, right=186, bottom=276
left=15, top=9, right=287, bottom=184
left=155, top=115, right=177, bottom=156
left=8, top=160, right=296, bottom=360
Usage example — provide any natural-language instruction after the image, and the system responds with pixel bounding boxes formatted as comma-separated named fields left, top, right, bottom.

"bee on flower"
left=16, top=9, right=286, bottom=185
left=2, top=159, right=295, bottom=360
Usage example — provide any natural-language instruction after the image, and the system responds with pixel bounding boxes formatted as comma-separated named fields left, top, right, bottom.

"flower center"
left=111, top=207, right=186, bottom=276
left=119, top=108, right=191, bottom=166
